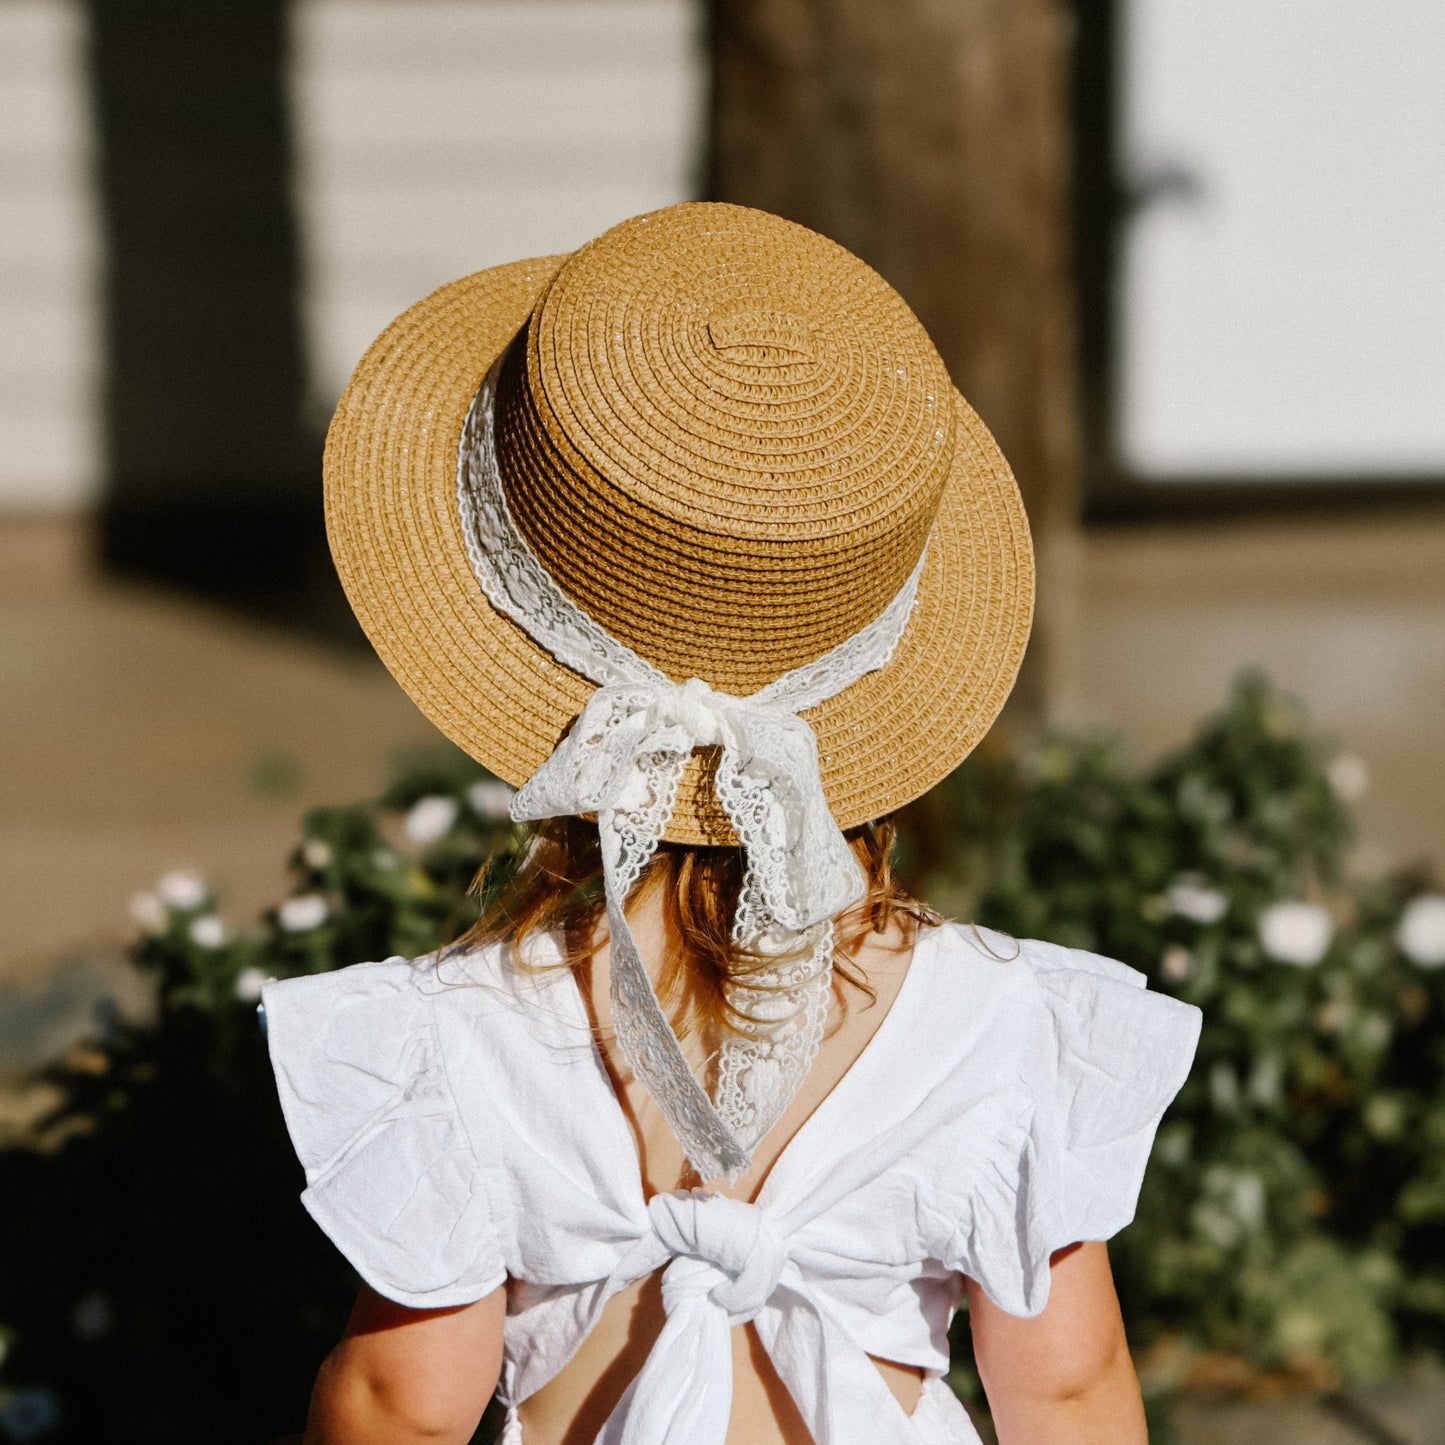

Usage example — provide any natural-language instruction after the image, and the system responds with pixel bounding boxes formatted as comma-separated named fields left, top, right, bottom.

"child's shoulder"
left=927, top=917, right=1148, bottom=987
left=261, top=930, right=566, bottom=1010
left=919, top=919, right=1202, bottom=1104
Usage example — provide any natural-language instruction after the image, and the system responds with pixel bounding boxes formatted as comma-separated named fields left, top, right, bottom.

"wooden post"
left=709, top=0, right=1080, bottom=726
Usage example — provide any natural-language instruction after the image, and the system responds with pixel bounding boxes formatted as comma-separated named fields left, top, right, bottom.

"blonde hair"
left=458, top=814, right=940, bottom=1040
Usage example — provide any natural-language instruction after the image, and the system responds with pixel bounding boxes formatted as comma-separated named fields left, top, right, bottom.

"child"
left=263, top=202, right=1201, bottom=1444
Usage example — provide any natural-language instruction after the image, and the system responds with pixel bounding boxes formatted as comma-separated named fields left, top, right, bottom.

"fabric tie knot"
left=649, top=1191, right=786, bottom=1325
left=598, top=1182, right=925, bottom=1444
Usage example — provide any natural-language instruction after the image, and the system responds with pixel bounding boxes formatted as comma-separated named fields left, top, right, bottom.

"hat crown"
left=705, top=307, right=814, bottom=364
left=493, top=203, right=955, bottom=692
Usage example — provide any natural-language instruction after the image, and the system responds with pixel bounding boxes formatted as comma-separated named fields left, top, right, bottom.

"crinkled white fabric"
left=263, top=921, right=1203, bottom=1445
left=456, top=359, right=924, bottom=1181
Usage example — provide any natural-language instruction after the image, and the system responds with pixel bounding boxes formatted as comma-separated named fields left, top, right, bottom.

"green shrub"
left=930, top=675, right=1445, bottom=1392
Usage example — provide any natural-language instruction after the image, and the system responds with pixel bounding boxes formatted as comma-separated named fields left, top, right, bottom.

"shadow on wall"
left=84, top=0, right=348, bottom=638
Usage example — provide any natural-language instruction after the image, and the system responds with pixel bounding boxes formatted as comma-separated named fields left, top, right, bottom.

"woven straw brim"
left=324, top=258, right=1034, bottom=847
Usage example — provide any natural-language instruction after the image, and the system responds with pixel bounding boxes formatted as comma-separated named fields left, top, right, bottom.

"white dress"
left=262, top=921, right=1202, bottom=1444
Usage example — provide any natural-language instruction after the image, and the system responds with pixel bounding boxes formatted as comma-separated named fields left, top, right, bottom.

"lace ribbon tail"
left=601, top=846, right=750, bottom=1181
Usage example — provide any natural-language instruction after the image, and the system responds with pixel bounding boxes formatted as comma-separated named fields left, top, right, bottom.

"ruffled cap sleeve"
left=951, top=934, right=1202, bottom=1317
left=262, top=957, right=505, bottom=1309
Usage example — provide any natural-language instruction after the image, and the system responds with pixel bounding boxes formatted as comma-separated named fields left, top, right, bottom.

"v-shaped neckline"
left=558, top=921, right=939, bottom=1208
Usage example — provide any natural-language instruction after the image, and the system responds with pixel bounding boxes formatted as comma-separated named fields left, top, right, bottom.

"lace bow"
left=516, top=676, right=863, bottom=931
left=457, top=350, right=924, bottom=1180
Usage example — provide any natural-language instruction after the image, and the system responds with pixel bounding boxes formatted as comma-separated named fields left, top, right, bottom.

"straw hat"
left=324, top=202, right=1033, bottom=846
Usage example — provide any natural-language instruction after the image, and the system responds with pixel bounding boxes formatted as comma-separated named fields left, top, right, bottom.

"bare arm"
left=965, top=1241, right=1147, bottom=1445
left=303, top=1283, right=506, bottom=1445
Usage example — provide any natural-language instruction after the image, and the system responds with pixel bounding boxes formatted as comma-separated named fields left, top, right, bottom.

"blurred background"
left=2, top=1, right=1444, bottom=1441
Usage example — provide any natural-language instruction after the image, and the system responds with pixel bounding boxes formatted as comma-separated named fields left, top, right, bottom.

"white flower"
left=1327, top=752, right=1369, bottom=803
left=233, top=966, right=272, bottom=1003
left=1258, top=900, right=1333, bottom=966
left=468, top=779, right=515, bottom=821
left=129, top=891, right=168, bottom=936
left=1397, top=894, right=1445, bottom=968
left=1229, top=1171, right=1266, bottom=1229
left=1209, top=1060, right=1240, bottom=1112
left=156, top=870, right=207, bottom=911
left=278, top=892, right=329, bottom=933
left=1154, top=1122, right=1192, bottom=1167
left=188, top=914, right=226, bottom=949
left=1192, top=1202, right=1241, bottom=1251
left=300, top=837, right=333, bottom=870
left=1161, top=945, right=1193, bottom=982
left=1356, top=1010, right=1392, bottom=1051
left=1165, top=878, right=1228, bottom=925
left=1363, top=1093, right=1405, bottom=1139
left=404, top=795, right=460, bottom=845
left=1246, top=1054, right=1283, bottom=1107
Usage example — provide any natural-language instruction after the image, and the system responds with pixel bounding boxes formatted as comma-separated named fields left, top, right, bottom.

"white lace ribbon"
left=457, top=350, right=924, bottom=1180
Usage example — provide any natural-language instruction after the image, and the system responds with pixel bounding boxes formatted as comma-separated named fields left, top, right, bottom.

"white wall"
left=290, top=0, right=705, bottom=413
left=0, top=0, right=704, bottom=513
left=1119, top=0, right=1445, bottom=479
left=0, top=0, right=100, bottom=511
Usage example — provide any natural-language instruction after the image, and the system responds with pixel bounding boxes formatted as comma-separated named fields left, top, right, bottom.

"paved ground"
left=1049, top=509, right=1445, bottom=872
left=0, top=519, right=446, bottom=1137
left=0, top=519, right=442, bottom=989
left=952, top=1365, right=1445, bottom=1444
left=1169, top=1367, right=1445, bottom=1444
